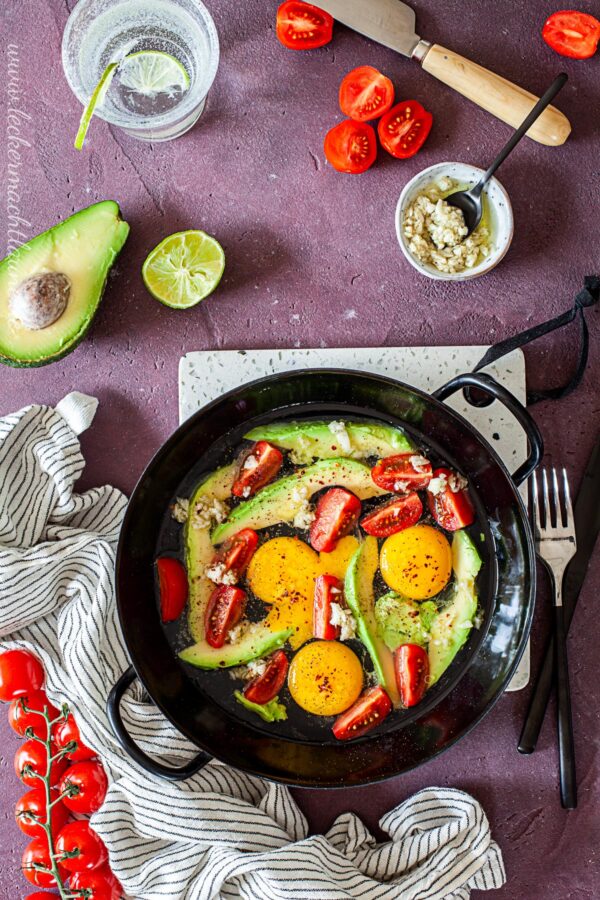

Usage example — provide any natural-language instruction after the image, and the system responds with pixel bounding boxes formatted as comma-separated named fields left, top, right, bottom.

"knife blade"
left=314, top=0, right=424, bottom=58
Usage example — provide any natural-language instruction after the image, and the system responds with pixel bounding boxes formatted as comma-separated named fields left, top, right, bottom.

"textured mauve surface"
left=1, top=0, right=599, bottom=896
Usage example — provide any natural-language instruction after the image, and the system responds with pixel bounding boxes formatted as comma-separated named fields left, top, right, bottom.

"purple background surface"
left=1, top=0, right=599, bottom=897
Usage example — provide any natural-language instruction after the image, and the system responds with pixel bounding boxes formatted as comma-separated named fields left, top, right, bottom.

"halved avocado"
left=179, top=623, right=292, bottom=669
left=0, top=200, right=129, bottom=367
left=244, top=420, right=413, bottom=464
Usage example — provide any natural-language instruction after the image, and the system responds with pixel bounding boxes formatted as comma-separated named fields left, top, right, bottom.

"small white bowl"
left=395, top=161, right=514, bottom=281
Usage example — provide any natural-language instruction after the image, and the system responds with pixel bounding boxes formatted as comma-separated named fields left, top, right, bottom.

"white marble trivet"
left=179, top=346, right=530, bottom=691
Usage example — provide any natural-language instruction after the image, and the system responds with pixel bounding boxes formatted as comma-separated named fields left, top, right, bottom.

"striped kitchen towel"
left=0, top=394, right=506, bottom=900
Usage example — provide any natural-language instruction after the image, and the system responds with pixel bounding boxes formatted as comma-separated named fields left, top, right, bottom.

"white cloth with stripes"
left=0, top=394, right=506, bottom=900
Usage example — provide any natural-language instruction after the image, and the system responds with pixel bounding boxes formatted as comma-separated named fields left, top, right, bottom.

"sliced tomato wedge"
left=542, top=10, right=600, bottom=59
left=324, top=120, right=377, bottom=174
left=427, top=467, right=475, bottom=531
left=313, top=574, right=344, bottom=640
left=332, top=685, right=392, bottom=740
left=244, top=650, right=289, bottom=704
left=395, top=643, right=429, bottom=707
left=212, top=528, right=259, bottom=581
left=378, top=100, right=433, bottom=159
left=361, top=492, right=422, bottom=537
left=339, top=66, right=394, bottom=122
left=156, top=557, right=188, bottom=622
left=310, top=487, right=362, bottom=552
left=371, top=453, right=432, bottom=492
left=232, top=441, right=283, bottom=499
left=205, top=586, right=247, bottom=648
left=276, top=1, right=334, bottom=51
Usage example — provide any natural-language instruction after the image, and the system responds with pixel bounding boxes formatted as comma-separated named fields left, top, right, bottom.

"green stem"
left=37, top=703, right=73, bottom=900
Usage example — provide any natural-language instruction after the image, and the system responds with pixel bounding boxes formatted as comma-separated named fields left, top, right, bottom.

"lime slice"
left=74, top=61, right=118, bottom=150
left=118, top=50, right=190, bottom=96
left=142, top=231, right=226, bottom=309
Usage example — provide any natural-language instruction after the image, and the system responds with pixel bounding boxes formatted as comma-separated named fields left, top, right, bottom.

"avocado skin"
left=0, top=200, right=129, bottom=368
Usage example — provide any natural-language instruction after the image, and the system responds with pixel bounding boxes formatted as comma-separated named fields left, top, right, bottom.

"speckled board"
left=180, top=345, right=530, bottom=691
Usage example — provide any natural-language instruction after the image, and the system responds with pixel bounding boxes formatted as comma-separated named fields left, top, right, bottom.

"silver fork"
left=532, top=467, right=577, bottom=809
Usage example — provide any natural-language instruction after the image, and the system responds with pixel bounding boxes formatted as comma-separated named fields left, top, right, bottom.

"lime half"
left=142, top=231, right=226, bottom=309
left=118, top=50, right=191, bottom=96
left=74, top=61, right=118, bottom=150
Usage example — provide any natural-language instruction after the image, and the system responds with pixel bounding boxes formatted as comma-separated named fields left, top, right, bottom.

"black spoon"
left=446, top=73, right=568, bottom=235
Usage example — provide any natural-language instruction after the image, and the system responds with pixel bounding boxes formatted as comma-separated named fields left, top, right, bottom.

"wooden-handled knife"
left=315, top=0, right=571, bottom=146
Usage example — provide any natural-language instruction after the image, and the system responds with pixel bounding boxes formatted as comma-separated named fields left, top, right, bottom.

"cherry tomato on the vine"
left=53, top=713, right=96, bottom=762
left=15, top=738, right=68, bottom=787
left=55, top=821, right=108, bottom=874
left=0, top=649, right=44, bottom=701
left=15, top=787, right=70, bottom=838
left=22, top=836, right=67, bottom=887
left=8, top=690, right=59, bottom=740
left=70, top=865, right=122, bottom=900
left=59, top=760, right=108, bottom=814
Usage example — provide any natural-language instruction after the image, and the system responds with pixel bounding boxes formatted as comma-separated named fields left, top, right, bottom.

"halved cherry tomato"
left=378, top=100, right=433, bottom=159
left=427, top=467, right=475, bottom=531
left=244, top=650, right=289, bottom=704
left=205, top=585, right=247, bottom=649
left=542, top=10, right=600, bottom=59
left=8, top=690, right=59, bottom=739
left=361, top=492, right=422, bottom=537
left=16, top=787, right=70, bottom=838
left=70, top=866, right=122, bottom=900
left=324, top=120, right=377, bottom=174
left=0, top=649, right=44, bottom=701
left=212, top=528, right=259, bottom=581
left=53, top=713, right=96, bottom=762
left=310, top=487, right=362, bottom=552
left=59, top=760, right=108, bottom=815
left=371, top=453, right=432, bottom=492
left=332, top=685, right=392, bottom=740
left=313, top=574, right=344, bottom=640
left=55, top=821, right=107, bottom=874
left=395, top=643, right=429, bottom=707
left=22, top=837, right=68, bottom=888
left=156, top=557, right=188, bottom=622
left=276, top=1, right=334, bottom=51
left=15, top=738, right=69, bottom=787
left=339, top=66, right=394, bottom=122
left=232, top=441, right=283, bottom=498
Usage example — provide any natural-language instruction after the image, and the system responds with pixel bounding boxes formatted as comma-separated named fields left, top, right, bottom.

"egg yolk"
left=380, top=524, right=451, bottom=600
left=288, top=641, right=363, bottom=716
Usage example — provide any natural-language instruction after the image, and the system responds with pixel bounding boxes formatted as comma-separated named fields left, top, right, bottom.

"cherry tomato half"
left=205, top=585, right=247, bottom=649
left=542, top=10, right=600, bottom=59
left=55, top=821, right=108, bottom=874
left=156, top=557, right=188, bottom=623
left=395, top=643, right=429, bottom=707
left=70, top=866, right=122, bottom=900
left=15, top=738, right=69, bottom=787
left=22, top=836, right=67, bottom=888
left=339, top=65, right=394, bottom=122
left=53, top=713, right=96, bottom=762
left=324, top=120, right=377, bottom=174
left=310, top=488, right=361, bottom=552
left=59, top=760, right=108, bottom=815
left=8, top=690, right=59, bottom=740
left=0, top=649, right=44, bottom=701
left=332, top=686, right=392, bottom=740
left=244, top=650, right=289, bottom=705
left=361, top=492, right=423, bottom=538
left=212, top=528, right=259, bottom=581
left=313, top=574, right=344, bottom=640
left=371, top=453, right=432, bottom=492
left=276, top=1, right=334, bottom=51
left=232, top=442, right=283, bottom=498
left=427, top=467, right=475, bottom=531
left=16, top=787, right=70, bottom=838
left=378, top=100, right=433, bottom=159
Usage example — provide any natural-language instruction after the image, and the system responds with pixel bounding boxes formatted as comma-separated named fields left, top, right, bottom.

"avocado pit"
left=9, top=272, right=71, bottom=330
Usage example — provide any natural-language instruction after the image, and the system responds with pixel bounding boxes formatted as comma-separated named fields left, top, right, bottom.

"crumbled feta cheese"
left=229, top=657, right=268, bottom=680
left=190, top=496, right=229, bottom=530
left=241, top=485, right=251, bottom=499
left=409, top=455, right=430, bottom=472
left=393, top=480, right=409, bottom=493
left=329, top=602, right=357, bottom=641
left=171, top=498, right=189, bottom=523
left=226, top=620, right=249, bottom=644
left=293, top=503, right=315, bottom=530
left=243, top=454, right=259, bottom=470
left=427, top=473, right=448, bottom=496
left=448, top=472, right=468, bottom=493
left=205, top=562, right=238, bottom=586
left=328, top=420, right=352, bottom=454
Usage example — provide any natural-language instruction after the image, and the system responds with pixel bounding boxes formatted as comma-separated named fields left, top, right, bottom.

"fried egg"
left=288, top=640, right=363, bottom=715
left=380, top=524, right=451, bottom=600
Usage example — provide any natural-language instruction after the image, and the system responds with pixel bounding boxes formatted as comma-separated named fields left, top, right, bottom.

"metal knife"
left=315, top=0, right=570, bottom=146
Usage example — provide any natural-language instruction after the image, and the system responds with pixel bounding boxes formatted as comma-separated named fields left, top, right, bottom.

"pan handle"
left=433, top=372, right=543, bottom=486
left=107, top=666, right=211, bottom=781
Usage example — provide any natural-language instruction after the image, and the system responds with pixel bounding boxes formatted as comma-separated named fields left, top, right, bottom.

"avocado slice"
left=0, top=201, right=129, bottom=367
left=428, top=530, right=482, bottom=685
left=244, top=420, right=413, bottom=464
left=234, top=692, right=287, bottom=722
left=185, top=464, right=237, bottom=642
left=344, top=536, right=400, bottom=706
left=375, top=593, right=437, bottom=651
left=211, top=457, right=388, bottom=545
left=179, top=623, right=293, bottom=669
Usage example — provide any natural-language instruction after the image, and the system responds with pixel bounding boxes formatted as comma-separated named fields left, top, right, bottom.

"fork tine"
left=542, top=468, right=550, bottom=528
left=531, top=470, right=540, bottom=528
left=551, top=466, right=562, bottom=527
left=562, top=467, right=573, bottom=525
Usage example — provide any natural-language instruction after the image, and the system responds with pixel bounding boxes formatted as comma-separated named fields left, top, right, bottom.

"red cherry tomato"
left=25, top=893, right=61, bottom=899
left=378, top=100, right=433, bottom=159
left=427, top=467, right=475, bottom=531
left=395, top=643, right=429, bottom=707
left=53, top=713, right=96, bottom=762
left=232, top=441, right=283, bottom=498
left=310, top=487, right=361, bottom=552
left=15, top=738, right=69, bottom=787
left=332, top=686, right=392, bottom=740
left=244, top=650, right=289, bottom=705
left=339, top=65, right=394, bottom=122
left=361, top=492, right=423, bottom=537
left=22, top=836, right=68, bottom=888
left=205, top=585, right=247, bottom=649
left=156, top=557, right=188, bottom=622
left=313, top=574, right=344, bottom=640
left=324, top=120, right=377, bottom=174
left=55, top=821, right=108, bottom=874
left=16, top=787, right=70, bottom=838
left=371, top=453, right=432, bottom=492
left=276, top=1, right=334, bottom=50
left=212, top=528, right=259, bottom=581
left=0, top=649, right=44, bottom=701
left=70, top=865, right=122, bottom=900
left=59, top=760, right=108, bottom=815
left=8, top=690, right=59, bottom=740
left=542, top=10, right=600, bottom=58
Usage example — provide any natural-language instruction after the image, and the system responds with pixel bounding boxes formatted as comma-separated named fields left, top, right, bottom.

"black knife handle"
left=554, top=604, right=577, bottom=809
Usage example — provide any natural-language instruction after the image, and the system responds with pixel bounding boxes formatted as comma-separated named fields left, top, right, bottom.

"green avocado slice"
left=179, top=623, right=292, bottom=669
left=244, top=420, right=413, bottom=464
left=0, top=201, right=130, bottom=367
left=234, top=692, right=287, bottom=722
left=375, top=593, right=437, bottom=651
